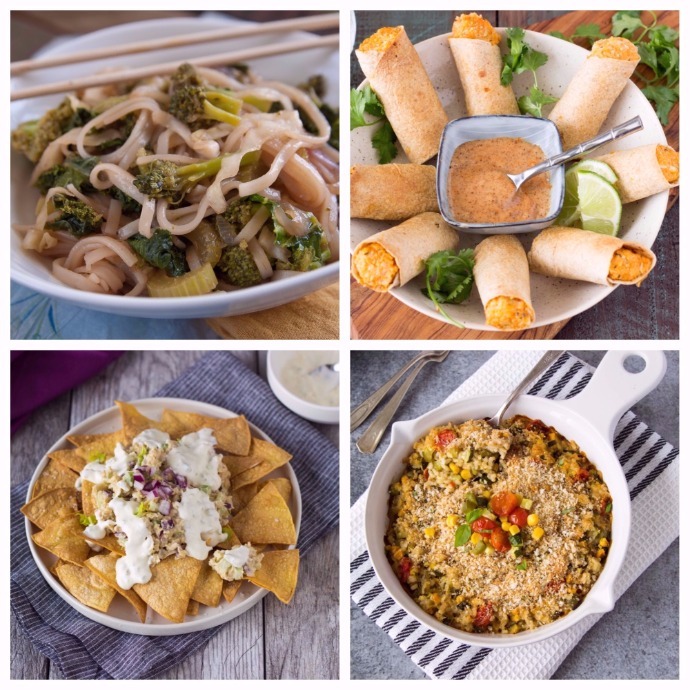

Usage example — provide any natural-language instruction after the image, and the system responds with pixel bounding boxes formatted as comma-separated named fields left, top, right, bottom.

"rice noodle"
left=235, top=206, right=271, bottom=244
left=248, top=238, right=273, bottom=279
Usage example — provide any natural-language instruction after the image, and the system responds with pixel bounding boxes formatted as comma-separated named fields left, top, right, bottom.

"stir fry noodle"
left=12, top=65, right=339, bottom=297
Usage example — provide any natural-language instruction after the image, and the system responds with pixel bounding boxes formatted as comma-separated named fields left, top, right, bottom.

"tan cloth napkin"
left=206, top=283, right=339, bottom=340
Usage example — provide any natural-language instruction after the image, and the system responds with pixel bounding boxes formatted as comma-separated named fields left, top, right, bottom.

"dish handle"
left=558, top=351, right=666, bottom=444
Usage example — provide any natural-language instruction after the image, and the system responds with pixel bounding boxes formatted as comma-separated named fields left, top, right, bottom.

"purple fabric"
left=11, top=351, right=124, bottom=434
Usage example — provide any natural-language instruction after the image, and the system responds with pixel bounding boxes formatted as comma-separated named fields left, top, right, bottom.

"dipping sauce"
left=282, top=351, right=339, bottom=407
left=448, top=137, right=551, bottom=224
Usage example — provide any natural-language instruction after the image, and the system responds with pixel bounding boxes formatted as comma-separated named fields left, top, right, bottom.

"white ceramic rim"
left=25, top=397, right=302, bottom=636
left=350, top=28, right=669, bottom=332
left=11, top=16, right=339, bottom=319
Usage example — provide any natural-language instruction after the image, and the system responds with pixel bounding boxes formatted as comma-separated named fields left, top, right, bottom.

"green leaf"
left=642, top=84, right=678, bottom=126
left=549, top=30, right=569, bottom=41
left=648, top=25, right=679, bottom=47
left=349, top=88, right=370, bottom=129
left=657, top=46, right=679, bottom=84
left=518, top=86, right=559, bottom=118
left=465, top=508, right=485, bottom=524
left=611, top=11, right=644, bottom=39
left=521, top=47, right=549, bottom=74
left=516, top=560, right=528, bottom=571
left=455, top=524, right=471, bottom=547
left=637, top=42, right=659, bottom=77
left=572, top=23, right=606, bottom=43
left=423, top=249, right=475, bottom=305
left=371, top=120, right=398, bottom=164
left=508, top=532, right=523, bottom=547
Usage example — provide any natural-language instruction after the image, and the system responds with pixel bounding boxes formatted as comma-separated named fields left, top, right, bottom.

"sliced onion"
left=215, top=214, right=237, bottom=246
left=159, top=500, right=171, bottom=516
left=248, top=238, right=273, bottom=279
left=273, top=202, right=312, bottom=237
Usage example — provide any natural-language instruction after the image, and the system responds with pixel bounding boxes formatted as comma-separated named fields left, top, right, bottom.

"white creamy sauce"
left=167, top=429, right=222, bottom=489
left=106, top=443, right=133, bottom=474
left=83, top=519, right=112, bottom=540
left=110, top=497, right=154, bottom=589
left=178, top=488, right=224, bottom=560
left=281, top=351, right=339, bottom=407
left=80, top=460, right=107, bottom=484
left=209, top=544, right=263, bottom=580
left=133, top=428, right=171, bottom=449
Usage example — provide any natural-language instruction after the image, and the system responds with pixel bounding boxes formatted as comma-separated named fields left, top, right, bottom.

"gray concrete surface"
left=350, top=350, right=679, bottom=679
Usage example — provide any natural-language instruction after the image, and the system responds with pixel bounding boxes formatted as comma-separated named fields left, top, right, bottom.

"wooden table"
left=350, top=10, right=679, bottom=340
left=10, top=351, right=338, bottom=680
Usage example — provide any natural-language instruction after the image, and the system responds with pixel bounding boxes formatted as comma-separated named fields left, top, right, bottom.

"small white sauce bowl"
left=267, top=351, right=339, bottom=425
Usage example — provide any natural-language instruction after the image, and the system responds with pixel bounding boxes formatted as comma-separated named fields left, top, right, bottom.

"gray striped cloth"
left=11, top=351, right=338, bottom=680
left=351, top=351, right=678, bottom=679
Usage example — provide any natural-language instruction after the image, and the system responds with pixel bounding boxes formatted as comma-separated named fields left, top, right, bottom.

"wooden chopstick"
left=10, top=34, right=339, bottom=101
left=11, top=13, right=339, bottom=76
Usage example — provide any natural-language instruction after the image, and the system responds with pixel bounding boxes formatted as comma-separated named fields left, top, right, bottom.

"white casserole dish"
left=365, top=350, right=666, bottom=647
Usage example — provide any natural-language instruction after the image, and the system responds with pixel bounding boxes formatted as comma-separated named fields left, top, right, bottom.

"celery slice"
left=203, top=100, right=241, bottom=126
left=147, top=262, right=218, bottom=297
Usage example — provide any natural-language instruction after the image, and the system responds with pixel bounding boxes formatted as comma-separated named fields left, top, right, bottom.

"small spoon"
left=507, top=116, right=643, bottom=192
left=310, top=361, right=340, bottom=376
left=487, top=350, right=565, bottom=428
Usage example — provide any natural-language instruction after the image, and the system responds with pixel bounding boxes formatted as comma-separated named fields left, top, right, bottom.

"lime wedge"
left=576, top=171, right=622, bottom=236
left=555, top=168, right=581, bottom=226
left=569, top=159, right=618, bottom=184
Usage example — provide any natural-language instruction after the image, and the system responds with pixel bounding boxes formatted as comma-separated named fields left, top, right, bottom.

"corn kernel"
left=485, top=544, right=495, bottom=555
left=527, top=514, right=539, bottom=527
left=470, top=532, right=482, bottom=545
left=510, top=610, right=520, bottom=622
left=432, top=593, right=442, bottom=605
left=509, top=623, right=520, bottom=634
left=501, top=521, right=511, bottom=531
left=446, top=514, right=459, bottom=527
left=483, top=490, right=491, bottom=499
left=449, top=462, right=460, bottom=474
left=599, top=537, right=609, bottom=548
left=460, top=469, right=472, bottom=481
left=532, top=526, right=545, bottom=540
left=392, top=547, right=403, bottom=561
left=596, top=548, right=606, bottom=558
left=509, top=524, right=520, bottom=536
left=424, top=527, right=436, bottom=538
left=455, top=595, right=464, bottom=604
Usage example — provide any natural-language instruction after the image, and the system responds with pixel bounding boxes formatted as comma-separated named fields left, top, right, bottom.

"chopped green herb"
left=516, top=560, right=528, bottom=571
left=350, top=85, right=398, bottom=163
left=422, top=249, right=475, bottom=328
left=562, top=506, right=574, bottom=515
left=605, top=502, right=613, bottom=513
left=78, top=514, right=97, bottom=526
left=509, top=533, right=523, bottom=547
left=90, top=452, right=106, bottom=463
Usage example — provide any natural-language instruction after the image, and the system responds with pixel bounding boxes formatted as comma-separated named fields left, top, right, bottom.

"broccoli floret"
left=168, top=63, right=242, bottom=130
left=133, top=156, right=224, bottom=203
left=128, top=229, right=187, bottom=277
left=216, top=242, right=263, bottom=287
left=46, top=194, right=103, bottom=238
left=108, top=186, right=142, bottom=216
left=275, top=226, right=332, bottom=271
left=223, top=196, right=263, bottom=232
left=11, top=98, right=92, bottom=162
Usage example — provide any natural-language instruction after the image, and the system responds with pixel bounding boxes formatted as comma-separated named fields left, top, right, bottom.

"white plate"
left=25, top=397, right=302, bottom=636
left=11, top=16, right=339, bottom=319
left=350, top=29, right=669, bottom=331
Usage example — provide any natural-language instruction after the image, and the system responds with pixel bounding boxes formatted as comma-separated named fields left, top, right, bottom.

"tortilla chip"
left=48, top=448, right=87, bottom=474
left=222, top=580, right=242, bottom=604
left=230, top=483, right=296, bottom=545
left=262, top=478, right=292, bottom=505
left=32, top=514, right=90, bottom=565
left=133, top=556, right=203, bottom=623
left=116, top=401, right=161, bottom=442
left=21, top=488, right=79, bottom=530
left=186, top=599, right=200, bottom=616
left=73, top=431, right=124, bottom=462
left=216, top=526, right=242, bottom=550
left=227, top=440, right=293, bottom=490
left=231, top=484, right=259, bottom=512
left=81, top=479, right=96, bottom=516
left=55, top=560, right=117, bottom=612
left=85, top=553, right=148, bottom=622
left=32, top=459, right=78, bottom=499
left=191, top=561, right=223, bottom=607
left=86, top=534, right=125, bottom=556
left=163, top=410, right=251, bottom=455
left=248, top=550, right=299, bottom=604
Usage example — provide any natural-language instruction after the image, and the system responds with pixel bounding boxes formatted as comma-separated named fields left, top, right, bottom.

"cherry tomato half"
left=490, top=527, right=511, bottom=553
left=489, top=491, right=520, bottom=517
left=508, top=507, right=529, bottom=528
left=471, top=517, right=498, bottom=533
left=435, top=429, right=456, bottom=448
left=474, top=602, right=494, bottom=629
left=399, top=557, right=412, bottom=583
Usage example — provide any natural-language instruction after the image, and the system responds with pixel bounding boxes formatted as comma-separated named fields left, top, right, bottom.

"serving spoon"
left=486, top=350, right=565, bottom=428
left=507, top=116, right=643, bottom=192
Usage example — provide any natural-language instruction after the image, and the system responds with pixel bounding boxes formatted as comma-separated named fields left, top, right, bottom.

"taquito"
left=474, top=234, right=535, bottom=330
left=549, top=37, right=640, bottom=149
left=351, top=212, right=458, bottom=291
left=448, top=14, right=519, bottom=116
left=528, top=226, right=656, bottom=286
left=356, top=26, right=448, bottom=164
left=350, top=164, right=438, bottom=220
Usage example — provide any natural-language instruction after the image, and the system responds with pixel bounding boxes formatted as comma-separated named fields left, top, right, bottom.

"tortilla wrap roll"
left=593, top=144, right=679, bottom=204
left=351, top=212, right=458, bottom=292
left=356, top=26, right=448, bottom=164
left=448, top=14, right=519, bottom=116
left=350, top=164, right=438, bottom=220
left=473, top=235, right=535, bottom=330
left=548, top=37, right=640, bottom=149
left=528, top=226, right=656, bottom=287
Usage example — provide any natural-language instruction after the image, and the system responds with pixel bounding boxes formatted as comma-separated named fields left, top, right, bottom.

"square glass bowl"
left=436, top=115, right=565, bottom=235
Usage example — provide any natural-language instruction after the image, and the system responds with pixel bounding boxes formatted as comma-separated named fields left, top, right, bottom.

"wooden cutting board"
left=351, top=9, right=679, bottom=341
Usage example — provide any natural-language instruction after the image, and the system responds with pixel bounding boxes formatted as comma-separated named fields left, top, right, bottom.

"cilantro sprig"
left=350, top=85, right=398, bottom=164
left=550, top=11, right=679, bottom=125
left=422, top=249, right=475, bottom=328
left=501, top=28, right=558, bottom=117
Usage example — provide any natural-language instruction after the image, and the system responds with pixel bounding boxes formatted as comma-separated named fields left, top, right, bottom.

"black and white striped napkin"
left=350, top=351, right=678, bottom=679
left=11, top=352, right=339, bottom=680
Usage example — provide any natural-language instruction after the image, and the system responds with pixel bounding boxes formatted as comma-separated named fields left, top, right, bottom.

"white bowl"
left=365, top=351, right=666, bottom=647
left=11, top=16, right=339, bottom=319
left=25, top=397, right=302, bottom=636
left=267, top=350, right=339, bottom=424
